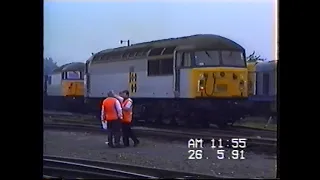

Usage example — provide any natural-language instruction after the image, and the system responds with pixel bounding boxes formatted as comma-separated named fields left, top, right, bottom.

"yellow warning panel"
left=131, top=83, right=137, bottom=93
left=129, top=72, right=137, bottom=95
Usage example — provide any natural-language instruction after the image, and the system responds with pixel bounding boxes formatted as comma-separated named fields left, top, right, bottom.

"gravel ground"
left=44, top=129, right=277, bottom=179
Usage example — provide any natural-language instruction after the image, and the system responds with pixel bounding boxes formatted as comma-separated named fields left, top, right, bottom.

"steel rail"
left=44, top=155, right=226, bottom=179
left=43, top=110, right=277, bottom=134
left=44, top=122, right=276, bottom=148
left=44, top=159, right=156, bottom=179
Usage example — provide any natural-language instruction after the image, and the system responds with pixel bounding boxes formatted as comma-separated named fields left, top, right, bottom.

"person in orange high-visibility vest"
left=101, top=91, right=123, bottom=148
left=114, top=90, right=140, bottom=147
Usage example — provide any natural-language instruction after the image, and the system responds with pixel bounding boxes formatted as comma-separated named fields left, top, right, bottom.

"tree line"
left=44, top=57, right=58, bottom=75
left=246, top=51, right=267, bottom=62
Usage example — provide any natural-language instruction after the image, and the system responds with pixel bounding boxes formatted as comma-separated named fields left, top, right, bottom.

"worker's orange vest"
left=122, top=98, right=133, bottom=123
left=102, top=97, right=119, bottom=121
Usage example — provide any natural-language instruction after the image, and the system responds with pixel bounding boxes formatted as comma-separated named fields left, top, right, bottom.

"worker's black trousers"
left=107, top=119, right=121, bottom=147
left=122, top=123, right=139, bottom=146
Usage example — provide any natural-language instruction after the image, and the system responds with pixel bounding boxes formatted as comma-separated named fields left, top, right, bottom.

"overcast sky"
left=44, top=1, right=275, bottom=65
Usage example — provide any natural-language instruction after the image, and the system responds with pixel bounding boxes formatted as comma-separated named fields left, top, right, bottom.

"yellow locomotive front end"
left=62, top=80, right=84, bottom=99
left=191, top=67, right=248, bottom=98
left=61, top=68, right=85, bottom=113
left=44, top=62, right=85, bottom=113
left=61, top=71, right=84, bottom=97
left=186, top=50, right=248, bottom=99
left=175, top=48, right=248, bottom=128
left=62, top=81, right=84, bottom=97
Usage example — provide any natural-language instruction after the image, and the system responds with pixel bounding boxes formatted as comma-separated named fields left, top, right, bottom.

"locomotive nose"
left=193, top=68, right=248, bottom=98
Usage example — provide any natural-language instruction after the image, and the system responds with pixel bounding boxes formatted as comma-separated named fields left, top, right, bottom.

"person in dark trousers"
left=115, top=90, right=140, bottom=147
left=101, top=91, right=123, bottom=148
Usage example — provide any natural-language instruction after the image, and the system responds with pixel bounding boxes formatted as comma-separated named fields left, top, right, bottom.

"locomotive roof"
left=52, top=63, right=71, bottom=73
left=62, top=62, right=85, bottom=71
left=85, top=55, right=95, bottom=64
left=52, top=62, right=85, bottom=73
left=92, top=34, right=245, bottom=62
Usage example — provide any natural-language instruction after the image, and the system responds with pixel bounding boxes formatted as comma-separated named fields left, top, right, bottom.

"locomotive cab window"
left=176, top=52, right=192, bottom=68
left=176, top=52, right=182, bottom=68
left=182, top=52, right=192, bottom=67
left=221, top=51, right=245, bottom=67
left=65, top=71, right=82, bottom=80
left=194, top=51, right=220, bottom=66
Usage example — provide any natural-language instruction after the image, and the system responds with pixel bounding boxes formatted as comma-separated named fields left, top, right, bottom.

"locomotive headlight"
left=198, top=79, right=205, bottom=92
left=198, top=74, right=206, bottom=92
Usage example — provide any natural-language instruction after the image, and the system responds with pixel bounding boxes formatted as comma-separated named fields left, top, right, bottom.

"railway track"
left=43, top=155, right=227, bottom=179
left=43, top=110, right=276, bottom=138
left=43, top=111, right=277, bottom=150
left=44, top=121, right=276, bottom=155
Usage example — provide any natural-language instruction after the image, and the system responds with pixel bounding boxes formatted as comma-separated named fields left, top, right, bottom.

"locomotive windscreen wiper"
left=205, top=51, right=213, bottom=60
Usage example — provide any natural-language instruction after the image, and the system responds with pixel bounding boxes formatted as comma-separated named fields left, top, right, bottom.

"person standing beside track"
left=113, top=90, right=140, bottom=147
left=101, top=91, right=123, bottom=148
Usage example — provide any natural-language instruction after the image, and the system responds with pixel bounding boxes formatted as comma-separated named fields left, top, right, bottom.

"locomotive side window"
left=147, top=60, right=160, bottom=76
left=221, top=51, right=245, bottom=67
left=194, top=51, right=219, bottom=66
left=262, top=73, right=270, bottom=95
left=160, top=58, right=173, bottom=75
left=147, top=58, right=173, bottom=76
